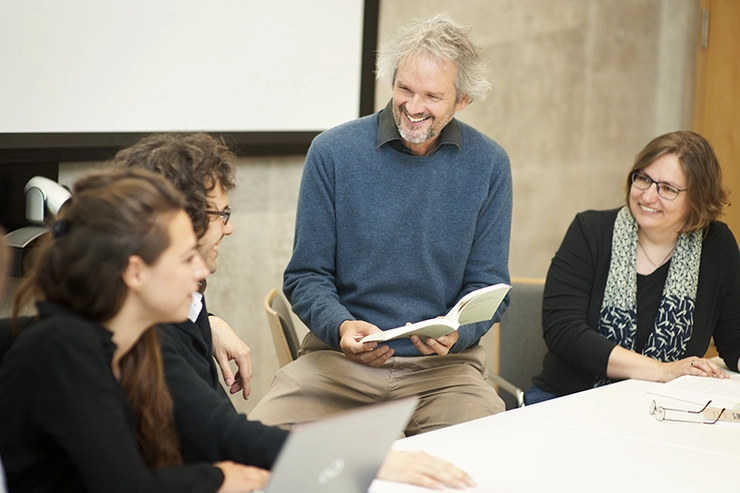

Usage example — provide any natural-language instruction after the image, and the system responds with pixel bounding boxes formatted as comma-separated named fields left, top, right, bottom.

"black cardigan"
left=0, top=302, right=223, bottom=493
left=156, top=298, right=288, bottom=469
left=533, top=209, right=740, bottom=396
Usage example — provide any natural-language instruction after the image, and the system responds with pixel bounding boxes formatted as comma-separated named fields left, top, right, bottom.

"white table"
left=369, top=379, right=740, bottom=493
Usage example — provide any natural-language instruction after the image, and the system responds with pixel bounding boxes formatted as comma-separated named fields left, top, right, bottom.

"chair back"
left=263, top=289, right=301, bottom=368
left=500, top=278, right=548, bottom=405
left=481, top=278, right=548, bottom=408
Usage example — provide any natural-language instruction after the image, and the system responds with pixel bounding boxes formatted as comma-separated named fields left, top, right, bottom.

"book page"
left=647, top=375, right=740, bottom=409
left=448, top=284, right=510, bottom=326
left=360, top=319, right=457, bottom=343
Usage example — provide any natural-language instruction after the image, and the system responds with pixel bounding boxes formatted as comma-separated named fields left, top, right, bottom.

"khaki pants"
left=249, top=333, right=505, bottom=436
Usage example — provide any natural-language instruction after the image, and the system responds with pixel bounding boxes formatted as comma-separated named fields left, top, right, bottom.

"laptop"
left=257, top=397, right=418, bottom=493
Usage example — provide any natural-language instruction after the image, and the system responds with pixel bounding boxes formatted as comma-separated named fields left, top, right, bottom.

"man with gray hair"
left=251, top=15, right=512, bottom=435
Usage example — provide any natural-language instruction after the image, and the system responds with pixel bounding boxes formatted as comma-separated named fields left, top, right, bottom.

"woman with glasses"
left=0, top=169, right=269, bottom=492
left=527, top=131, right=740, bottom=404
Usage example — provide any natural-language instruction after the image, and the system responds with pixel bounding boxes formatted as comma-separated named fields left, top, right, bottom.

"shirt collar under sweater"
left=376, top=99, right=462, bottom=155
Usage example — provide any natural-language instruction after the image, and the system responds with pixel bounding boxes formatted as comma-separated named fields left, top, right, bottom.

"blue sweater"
left=284, top=106, right=512, bottom=356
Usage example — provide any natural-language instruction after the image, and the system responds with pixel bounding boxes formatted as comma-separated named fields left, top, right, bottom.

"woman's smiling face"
left=629, top=153, right=690, bottom=236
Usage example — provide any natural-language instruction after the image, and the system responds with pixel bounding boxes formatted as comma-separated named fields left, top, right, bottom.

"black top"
left=156, top=297, right=288, bottom=469
left=635, top=263, right=669, bottom=352
left=0, top=302, right=223, bottom=493
left=533, top=209, right=740, bottom=396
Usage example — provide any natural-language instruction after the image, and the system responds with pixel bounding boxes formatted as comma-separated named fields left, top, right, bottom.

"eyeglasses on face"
left=631, top=172, right=687, bottom=201
left=648, top=400, right=725, bottom=425
left=205, top=206, right=231, bottom=225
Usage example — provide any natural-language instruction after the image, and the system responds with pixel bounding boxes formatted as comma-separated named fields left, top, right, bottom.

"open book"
left=360, top=283, right=511, bottom=343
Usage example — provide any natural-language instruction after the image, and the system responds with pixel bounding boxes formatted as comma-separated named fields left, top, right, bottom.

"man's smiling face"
left=391, top=53, right=469, bottom=156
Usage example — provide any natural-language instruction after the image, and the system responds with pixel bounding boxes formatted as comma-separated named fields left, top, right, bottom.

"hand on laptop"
left=214, top=461, right=269, bottom=493
left=378, top=451, right=476, bottom=490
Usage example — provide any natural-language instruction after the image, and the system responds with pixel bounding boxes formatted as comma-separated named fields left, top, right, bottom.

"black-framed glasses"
left=205, top=206, right=231, bottom=225
left=631, top=172, right=687, bottom=201
left=648, top=400, right=725, bottom=424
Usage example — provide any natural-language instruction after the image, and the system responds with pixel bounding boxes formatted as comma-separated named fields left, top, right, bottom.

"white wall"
left=0, top=0, right=364, bottom=133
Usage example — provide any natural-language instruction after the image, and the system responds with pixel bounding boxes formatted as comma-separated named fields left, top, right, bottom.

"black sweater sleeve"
left=157, top=324, right=289, bottom=469
left=701, top=223, right=740, bottom=372
left=540, top=211, right=618, bottom=378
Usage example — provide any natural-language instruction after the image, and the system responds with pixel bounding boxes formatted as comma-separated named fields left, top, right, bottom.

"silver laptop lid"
left=263, top=397, right=418, bottom=493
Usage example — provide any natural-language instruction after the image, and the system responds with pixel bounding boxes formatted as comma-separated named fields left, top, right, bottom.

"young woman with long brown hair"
left=0, top=169, right=269, bottom=492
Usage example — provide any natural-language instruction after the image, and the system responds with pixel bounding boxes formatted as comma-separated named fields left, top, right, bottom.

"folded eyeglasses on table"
left=649, top=400, right=740, bottom=424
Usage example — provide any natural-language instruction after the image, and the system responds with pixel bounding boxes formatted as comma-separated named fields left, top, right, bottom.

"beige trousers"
left=249, top=333, right=505, bottom=436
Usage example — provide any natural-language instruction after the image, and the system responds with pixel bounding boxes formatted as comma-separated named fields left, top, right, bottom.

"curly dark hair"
left=112, top=133, right=236, bottom=238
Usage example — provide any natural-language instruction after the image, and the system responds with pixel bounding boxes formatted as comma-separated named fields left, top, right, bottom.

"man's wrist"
left=338, top=319, right=354, bottom=338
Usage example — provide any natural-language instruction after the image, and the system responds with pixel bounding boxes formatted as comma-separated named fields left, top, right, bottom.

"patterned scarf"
left=595, top=206, right=702, bottom=387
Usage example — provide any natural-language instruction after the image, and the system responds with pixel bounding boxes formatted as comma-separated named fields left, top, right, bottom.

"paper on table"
left=647, top=374, right=740, bottom=410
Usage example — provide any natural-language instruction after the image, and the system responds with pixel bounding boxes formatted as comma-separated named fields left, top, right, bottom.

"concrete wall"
left=0, top=0, right=700, bottom=414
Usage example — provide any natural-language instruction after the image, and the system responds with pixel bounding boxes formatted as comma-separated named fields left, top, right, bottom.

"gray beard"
left=398, top=124, right=433, bottom=144
left=393, top=109, right=433, bottom=144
